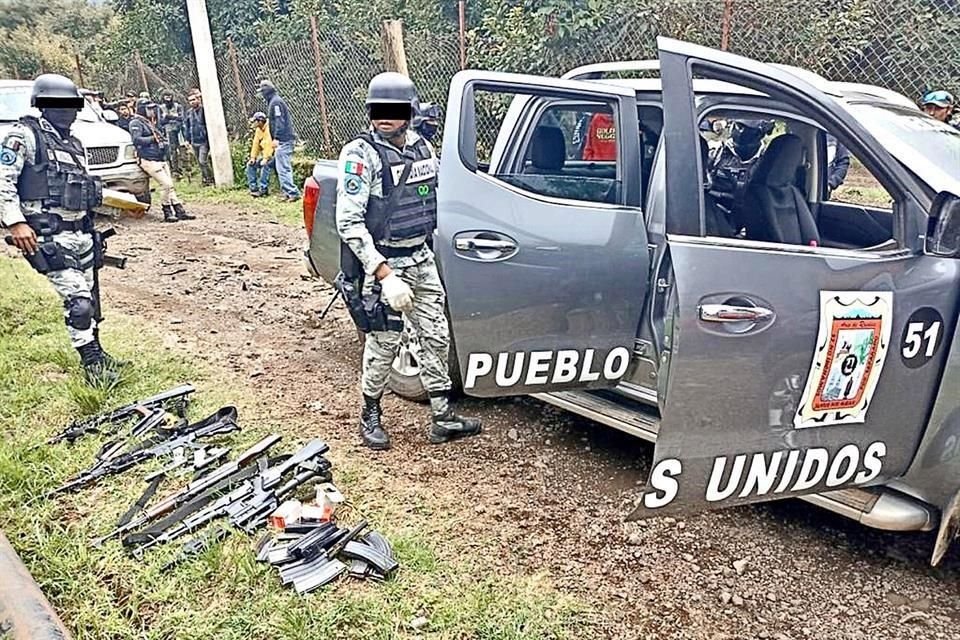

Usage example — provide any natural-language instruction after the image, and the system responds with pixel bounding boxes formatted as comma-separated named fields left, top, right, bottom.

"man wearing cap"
left=0, top=74, right=125, bottom=385
left=335, top=72, right=482, bottom=450
left=129, top=101, right=195, bottom=223
left=257, top=80, right=299, bottom=202
left=921, top=91, right=959, bottom=129
left=246, top=111, right=275, bottom=197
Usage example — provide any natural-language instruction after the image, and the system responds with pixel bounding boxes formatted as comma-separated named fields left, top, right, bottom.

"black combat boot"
left=173, top=203, right=196, bottom=220
left=428, top=393, right=482, bottom=444
left=360, top=394, right=391, bottom=450
left=161, top=204, right=178, bottom=223
left=93, top=329, right=130, bottom=372
left=77, top=341, right=120, bottom=387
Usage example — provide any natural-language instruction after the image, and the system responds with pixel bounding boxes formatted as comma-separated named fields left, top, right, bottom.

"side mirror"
left=927, top=192, right=960, bottom=257
left=103, top=110, right=119, bottom=123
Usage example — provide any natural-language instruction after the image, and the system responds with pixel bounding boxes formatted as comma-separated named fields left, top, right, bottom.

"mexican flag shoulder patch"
left=344, top=160, right=364, bottom=176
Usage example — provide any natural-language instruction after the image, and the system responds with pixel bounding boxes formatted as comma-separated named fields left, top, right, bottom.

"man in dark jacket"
left=158, top=89, right=186, bottom=178
left=183, top=90, right=214, bottom=186
left=258, top=80, right=299, bottom=201
left=129, top=101, right=195, bottom=222
left=115, top=102, right=133, bottom=131
left=826, top=133, right=850, bottom=200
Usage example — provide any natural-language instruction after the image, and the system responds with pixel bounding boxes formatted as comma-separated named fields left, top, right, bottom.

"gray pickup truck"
left=304, top=38, right=960, bottom=564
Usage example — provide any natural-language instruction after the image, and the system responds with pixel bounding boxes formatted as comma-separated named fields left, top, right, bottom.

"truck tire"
left=386, top=318, right=462, bottom=403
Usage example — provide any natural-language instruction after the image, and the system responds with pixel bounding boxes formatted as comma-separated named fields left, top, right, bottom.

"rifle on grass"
left=130, top=439, right=331, bottom=555
left=48, top=384, right=195, bottom=445
left=48, top=406, right=238, bottom=497
left=93, top=434, right=281, bottom=547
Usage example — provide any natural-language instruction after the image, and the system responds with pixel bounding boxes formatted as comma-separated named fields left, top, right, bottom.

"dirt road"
left=103, top=204, right=960, bottom=639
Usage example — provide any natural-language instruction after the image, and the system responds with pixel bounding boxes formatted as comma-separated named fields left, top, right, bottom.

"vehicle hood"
left=71, top=120, right=132, bottom=147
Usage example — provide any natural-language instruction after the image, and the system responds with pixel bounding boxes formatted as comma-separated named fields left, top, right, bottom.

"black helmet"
left=136, top=100, right=157, bottom=117
left=31, top=74, right=83, bottom=109
left=730, top=119, right=773, bottom=159
left=366, top=72, right=417, bottom=107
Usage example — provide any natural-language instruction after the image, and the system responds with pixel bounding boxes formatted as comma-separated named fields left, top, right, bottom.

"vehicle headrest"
left=754, top=134, right=803, bottom=187
left=530, top=126, right=565, bottom=171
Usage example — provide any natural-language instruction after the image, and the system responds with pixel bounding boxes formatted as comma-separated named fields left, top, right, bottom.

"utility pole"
left=185, top=0, right=234, bottom=187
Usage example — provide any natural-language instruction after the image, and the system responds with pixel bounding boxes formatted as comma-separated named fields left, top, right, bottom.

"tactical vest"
left=358, top=133, right=438, bottom=243
left=159, top=102, right=182, bottom=124
left=16, top=116, right=102, bottom=212
left=709, top=144, right=762, bottom=204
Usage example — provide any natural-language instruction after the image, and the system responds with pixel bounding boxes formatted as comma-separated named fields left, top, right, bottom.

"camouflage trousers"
left=361, top=255, right=452, bottom=401
left=44, top=231, right=97, bottom=348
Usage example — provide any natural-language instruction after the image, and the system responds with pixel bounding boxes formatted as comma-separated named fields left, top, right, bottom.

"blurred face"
left=923, top=103, right=952, bottom=122
left=188, top=94, right=200, bottom=108
left=119, top=105, right=131, bottom=117
left=368, top=103, right=411, bottom=138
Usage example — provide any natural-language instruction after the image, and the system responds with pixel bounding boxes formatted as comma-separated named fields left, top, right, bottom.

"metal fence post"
left=227, top=38, right=249, bottom=120
left=720, top=0, right=734, bottom=51
left=309, top=15, right=333, bottom=152
left=458, top=0, right=467, bottom=70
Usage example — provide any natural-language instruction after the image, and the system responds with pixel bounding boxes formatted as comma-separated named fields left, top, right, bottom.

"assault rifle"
left=93, top=434, right=281, bottom=547
left=131, top=439, right=331, bottom=555
left=48, top=384, right=195, bottom=445
left=48, top=406, right=238, bottom=497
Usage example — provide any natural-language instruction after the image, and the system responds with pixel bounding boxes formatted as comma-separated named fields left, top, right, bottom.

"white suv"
left=0, top=80, right=150, bottom=202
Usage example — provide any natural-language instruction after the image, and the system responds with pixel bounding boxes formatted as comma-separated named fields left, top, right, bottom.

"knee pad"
left=64, top=296, right=94, bottom=330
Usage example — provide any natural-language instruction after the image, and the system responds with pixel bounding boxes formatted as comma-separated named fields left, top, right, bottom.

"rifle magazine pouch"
left=61, top=174, right=86, bottom=211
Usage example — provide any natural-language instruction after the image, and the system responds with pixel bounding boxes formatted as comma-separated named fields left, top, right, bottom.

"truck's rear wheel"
left=386, top=320, right=461, bottom=402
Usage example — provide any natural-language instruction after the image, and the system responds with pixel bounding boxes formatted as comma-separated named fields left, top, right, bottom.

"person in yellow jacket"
left=246, top=111, right=276, bottom=197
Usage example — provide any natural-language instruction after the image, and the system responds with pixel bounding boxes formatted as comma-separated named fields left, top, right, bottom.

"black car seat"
left=700, top=136, right=736, bottom=237
left=742, top=134, right=820, bottom=245
left=526, top=126, right=566, bottom=174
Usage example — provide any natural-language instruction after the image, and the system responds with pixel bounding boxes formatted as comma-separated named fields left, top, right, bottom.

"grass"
left=175, top=179, right=305, bottom=228
left=0, top=257, right=587, bottom=640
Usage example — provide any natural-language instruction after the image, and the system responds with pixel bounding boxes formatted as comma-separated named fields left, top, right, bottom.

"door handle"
left=454, top=238, right=517, bottom=253
left=699, top=304, right=774, bottom=323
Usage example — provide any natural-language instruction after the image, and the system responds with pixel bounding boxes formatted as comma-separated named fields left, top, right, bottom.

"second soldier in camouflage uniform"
left=336, top=72, right=481, bottom=450
left=1, top=74, right=124, bottom=385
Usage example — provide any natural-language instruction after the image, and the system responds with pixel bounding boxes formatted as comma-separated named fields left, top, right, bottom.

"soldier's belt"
left=25, top=213, right=91, bottom=235
left=376, top=243, right=424, bottom=258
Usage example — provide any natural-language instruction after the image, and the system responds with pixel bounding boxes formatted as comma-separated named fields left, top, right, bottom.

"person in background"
left=115, top=103, right=133, bottom=131
left=183, top=90, right=214, bottom=186
left=124, top=92, right=137, bottom=110
left=412, top=99, right=441, bottom=143
left=246, top=111, right=275, bottom=197
left=825, top=133, right=850, bottom=199
left=158, top=89, right=186, bottom=178
left=921, top=90, right=959, bottom=129
left=129, top=101, right=195, bottom=223
left=257, top=80, right=299, bottom=202
left=580, top=110, right=617, bottom=161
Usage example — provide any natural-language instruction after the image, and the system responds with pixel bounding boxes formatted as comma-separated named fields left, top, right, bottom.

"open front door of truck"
left=630, top=38, right=960, bottom=519
left=437, top=71, right=649, bottom=397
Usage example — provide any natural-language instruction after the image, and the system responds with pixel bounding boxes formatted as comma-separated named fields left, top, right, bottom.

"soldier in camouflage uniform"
left=335, top=72, right=481, bottom=450
left=1, top=74, right=124, bottom=385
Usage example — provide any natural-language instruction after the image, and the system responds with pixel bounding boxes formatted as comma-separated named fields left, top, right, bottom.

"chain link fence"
left=91, top=0, right=960, bottom=157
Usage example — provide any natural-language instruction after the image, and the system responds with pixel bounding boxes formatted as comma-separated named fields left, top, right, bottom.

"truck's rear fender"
left=305, top=160, right=341, bottom=283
